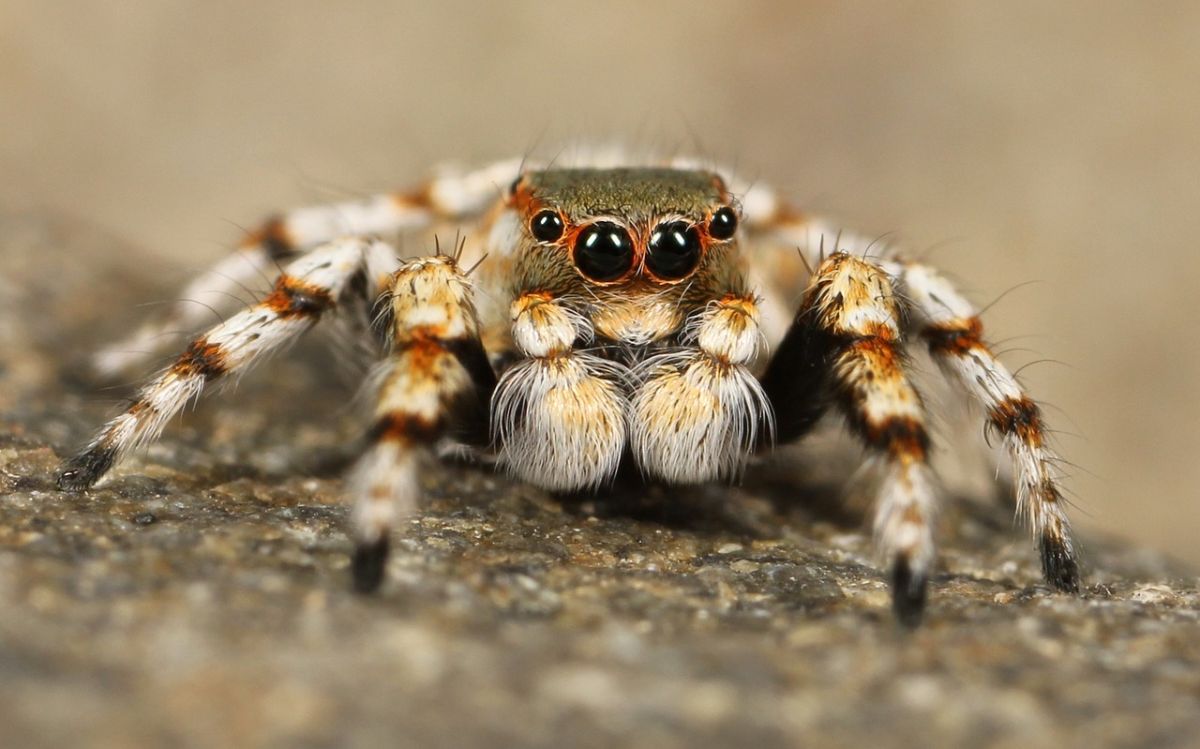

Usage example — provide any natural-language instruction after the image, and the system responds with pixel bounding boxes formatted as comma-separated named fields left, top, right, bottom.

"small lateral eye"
left=646, top=221, right=702, bottom=280
left=708, top=206, right=738, bottom=240
left=573, top=222, right=634, bottom=282
left=530, top=210, right=565, bottom=242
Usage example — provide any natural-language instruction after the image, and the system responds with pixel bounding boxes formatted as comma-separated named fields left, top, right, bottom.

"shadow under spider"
left=550, top=456, right=867, bottom=541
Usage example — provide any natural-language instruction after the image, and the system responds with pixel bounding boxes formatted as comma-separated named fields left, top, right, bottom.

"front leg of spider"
left=347, top=255, right=495, bottom=592
left=763, top=252, right=938, bottom=626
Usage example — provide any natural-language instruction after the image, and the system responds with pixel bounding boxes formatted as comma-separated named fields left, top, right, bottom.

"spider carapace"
left=57, top=155, right=1081, bottom=625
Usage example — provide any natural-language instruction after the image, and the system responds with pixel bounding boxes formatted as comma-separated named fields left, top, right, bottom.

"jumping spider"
left=57, top=153, right=1080, bottom=624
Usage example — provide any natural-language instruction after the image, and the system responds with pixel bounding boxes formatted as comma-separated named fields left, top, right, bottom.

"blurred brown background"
left=2, top=1, right=1197, bottom=565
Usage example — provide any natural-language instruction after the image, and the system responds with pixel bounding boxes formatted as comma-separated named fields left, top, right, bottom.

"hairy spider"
left=56, top=152, right=1080, bottom=625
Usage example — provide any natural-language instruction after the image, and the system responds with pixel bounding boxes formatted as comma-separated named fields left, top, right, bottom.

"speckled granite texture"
left=1, top=215, right=1198, bottom=749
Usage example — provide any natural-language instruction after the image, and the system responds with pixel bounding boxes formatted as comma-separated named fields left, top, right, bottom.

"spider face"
left=61, top=153, right=1082, bottom=625
left=512, top=167, right=740, bottom=290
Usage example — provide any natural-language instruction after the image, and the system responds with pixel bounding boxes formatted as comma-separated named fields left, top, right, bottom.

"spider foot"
left=56, top=447, right=115, bottom=492
left=1040, top=533, right=1081, bottom=594
left=890, top=556, right=928, bottom=628
left=352, top=536, right=390, bottom=594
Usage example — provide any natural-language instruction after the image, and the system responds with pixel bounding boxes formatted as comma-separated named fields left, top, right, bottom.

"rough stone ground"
left=1, top=214, right=1198, bottom=749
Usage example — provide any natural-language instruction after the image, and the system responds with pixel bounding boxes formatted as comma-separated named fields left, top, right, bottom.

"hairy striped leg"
left=885, top=259, right=1081, bottom=592
left=95, top=159, right=522, bottom=377
left=349, top=256, right=496, bottom=592
left=58, top=237, right=397, bottom=491
left=491, top=291, right=628, bottom=491
left=763, top=252, right=937, bottom=625
left=631, top=293, right=773, bottom=483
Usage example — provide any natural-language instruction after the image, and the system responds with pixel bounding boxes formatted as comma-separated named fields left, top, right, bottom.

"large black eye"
left=530, top=210, right=565, bottom=242
left=646, top=221, right=702, bottom=280
left=708, top=206, right=738, bottom=240
left=573, top=222, right=634, bottom=282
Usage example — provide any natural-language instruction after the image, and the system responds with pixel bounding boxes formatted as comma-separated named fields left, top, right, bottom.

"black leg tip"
left=56, top=468, right=88, bottom=492
left=1040, top=535, right=1081, bottom=594
left=351, top=536, right=390, bottom=594
left=55, top=449, right=114, bottom=492
left=891, top=556, right=928, bottom=628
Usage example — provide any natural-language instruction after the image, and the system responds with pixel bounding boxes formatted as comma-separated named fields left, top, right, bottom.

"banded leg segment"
left=349, top=256, right=495, bottom=592
left=95, top=159, right=522, bottom=377
left=767, top=253, right=938, bottom=625
left=58, top=238, right=388, bottom=490
left=886, top=260, right=1080, bottom=592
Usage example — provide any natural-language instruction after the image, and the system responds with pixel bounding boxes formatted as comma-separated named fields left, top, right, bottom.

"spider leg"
left=883, top=259, right=1080, bottom=593
left=58, top=237, right=398, bottom=491
left=95, top=158, right=522, bottom=377
left=349, top=255, right=496, bottom=592
left=762, top=252, right=937, bottom=626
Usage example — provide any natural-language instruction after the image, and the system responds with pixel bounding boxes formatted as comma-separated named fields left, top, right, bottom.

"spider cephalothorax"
left=57, top=154, right=1081, bottom=625
left=492, top=168, right=770, bottom=493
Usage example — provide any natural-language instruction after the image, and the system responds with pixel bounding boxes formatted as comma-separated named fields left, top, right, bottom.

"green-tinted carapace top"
left=523, top=167, right=728, bottom=221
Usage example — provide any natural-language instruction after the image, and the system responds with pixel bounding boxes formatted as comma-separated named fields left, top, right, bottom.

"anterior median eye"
left=646, top=221, right=702, bottom=280
left=530, top=210, right=565, bottom=242
left=573, top=222, right=634, bottom=282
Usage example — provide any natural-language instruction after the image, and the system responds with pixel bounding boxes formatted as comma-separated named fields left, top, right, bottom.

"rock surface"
left=1, top=214, right=1198, bottom=749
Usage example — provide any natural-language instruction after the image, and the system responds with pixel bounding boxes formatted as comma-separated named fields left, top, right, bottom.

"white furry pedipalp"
left=630, top=351, right=774, bottom=484
left=491, top=352, right=631, bottom=491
